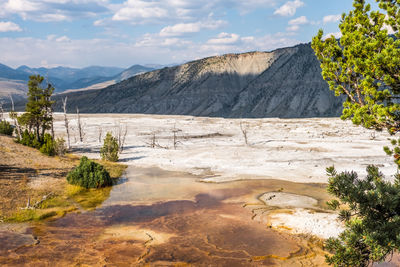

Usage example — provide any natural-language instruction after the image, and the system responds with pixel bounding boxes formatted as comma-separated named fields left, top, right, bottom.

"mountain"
left=114, top=65, right=155, bottom=82
left=16, top=65, right=124, bottom=81
left=0, top=64, right=28, bottom=81
left=51, top=43, right=343, bottom=118
left=15, top=65, right=126, bottom=92
left=0, top=79, right=27, bottom=103
left=0, top=64, right=28, bottom=102
left=0, top=64, right=156, bottom=102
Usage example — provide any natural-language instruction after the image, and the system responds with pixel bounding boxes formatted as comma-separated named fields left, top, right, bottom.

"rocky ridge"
left=50, top=43, right=343, bottom=118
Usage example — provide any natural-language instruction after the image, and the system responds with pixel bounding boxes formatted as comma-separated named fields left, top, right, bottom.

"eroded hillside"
left=51, top=43, right=343, bottom=118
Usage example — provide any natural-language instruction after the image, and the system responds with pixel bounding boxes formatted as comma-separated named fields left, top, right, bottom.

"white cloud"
left=5, top=0, right=39, bottom=13
left=323, top=32, right=342, bottom=40
left=107, top=0, right=277, bottom=25
left=287, top=16, right=308, bottom=31
left=0, top=31, right=300, bottom=68
left=55, top=35, right=70, bottom=42
left=323, top=14, right=341, bottom=24
left=112, top=0, right=168, bottom=21
left=0, top=21, right=22, bottom=32
left=159, top=19, right=226, bottom=37
left=236, top=0, right=276, bottom=15
left=286, top=25, right=300, bottom=32
left=200, top=32, right=299, bottom=56
left=1, top=0, right=110, bottom=22
left=382, top=15, right=395, bottom=34
left=241, top=36, right=254, bottom=42
left=288, top=16, right=308, bottom=25
left=382, top=24, right=395, bottom=34
left=160, top=23, right=201, bottom=36
left=207, top=32, right=240, bottom=45
left=134, top=33, right=193, bottom=48
left=41, top=13, right=69, bottom=21
left=274, top=0, right=304, bottom=17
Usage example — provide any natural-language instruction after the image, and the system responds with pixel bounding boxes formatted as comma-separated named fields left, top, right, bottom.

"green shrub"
left=39, top=133, right=55, bottom=156
left=100, top=132, right=119, bottom=162
left=17, top=130, right=65, bottom=157
left=53, top=137, right=67, bottom=156
left=0, top=120, right=14, bottom=136
left=18, top=129, right=41, bottom=149
left=67, top=156, right=112, bottom=188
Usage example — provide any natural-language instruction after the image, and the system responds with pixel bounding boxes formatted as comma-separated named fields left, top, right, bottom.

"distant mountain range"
left=0, top=63, right=155, bottom=102
left=48, top=43, right=343, bottom=118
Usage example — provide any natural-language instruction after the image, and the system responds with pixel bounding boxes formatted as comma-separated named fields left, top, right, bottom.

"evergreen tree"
left=25, top=75, right=54, bottom=142
left=100, top=132, right=119, bottom=162
left=312, top=0, right=400, bottom=265
left=67, top=156, right=112, bottom=188
left=0, top=120, right=13, bottom=135
left=312, top=0, right=400, bottom=134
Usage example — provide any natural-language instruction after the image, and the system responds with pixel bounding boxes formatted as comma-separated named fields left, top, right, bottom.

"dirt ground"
left=0, top=135, right=78, bottom=219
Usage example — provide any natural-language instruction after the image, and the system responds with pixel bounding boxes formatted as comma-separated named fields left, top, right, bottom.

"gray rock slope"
left=53, top=43, right=343, bottom=118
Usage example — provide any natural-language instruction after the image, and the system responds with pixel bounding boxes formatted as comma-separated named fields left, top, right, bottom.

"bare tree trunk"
left=98, top=126, right=102, bottom=143
left=76, top=107, right=83, bottom=142
left=240, top=121, right=249, bottom=145
left=9, top=95, right=22, bottom=139
left=173, top=130, right=177, bottom=149
left=151, top=132, right=156, bottom=148
left=172, top=124, right=181, bottom=150
left=51, top=113, right=55, bottom=138
left=0, top=101, right=3, bottom=121
left=62, top=97, right=70, bottom=149
left=146, top=131, right=167, bottom=149
left=36, top=122, right=40, bottom=142
left=117, top=123, right=128, bottom=152
left=9, top=95, right=13, bottom=112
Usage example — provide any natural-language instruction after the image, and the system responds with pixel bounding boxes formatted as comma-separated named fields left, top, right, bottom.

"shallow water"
left=0, top=166, right=332, bottom=266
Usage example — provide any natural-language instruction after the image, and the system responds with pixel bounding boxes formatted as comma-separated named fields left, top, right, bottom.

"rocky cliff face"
left=53, top=43, right=343, bottom=118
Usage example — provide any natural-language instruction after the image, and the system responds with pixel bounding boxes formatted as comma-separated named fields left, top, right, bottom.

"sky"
left=0, top=0, right=365, bottom=68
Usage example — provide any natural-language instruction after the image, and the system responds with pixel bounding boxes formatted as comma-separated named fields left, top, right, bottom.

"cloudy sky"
left=0, top=0, right=359, bottom=68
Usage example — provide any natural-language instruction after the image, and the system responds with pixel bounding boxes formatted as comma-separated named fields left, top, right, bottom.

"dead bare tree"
left=145, top=131, right=167, bottom=149
left=240, top=121, right=249, bottom=145
left=22, top=193, right=54, bottom=210
left=50, top=107, right=55, bottom=139
left=98, top=126, right=102, bottom=143
left=172, top=124, right=182, bottom=149
left=9, top=95, right=22, bottom=139
left=62, top=97, right=71, bottom=149
left=9, top=95, right=13, bottom=110
left=117, top=123, right=128, bottom=152
left=150, top=132, right=156, bottom=148
left=0, top=101, right=4, bottom=121
left=76, top=107, right=84, bottom=142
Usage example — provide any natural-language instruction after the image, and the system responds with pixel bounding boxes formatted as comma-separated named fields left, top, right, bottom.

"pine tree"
left=312, top=0, right=400, bottom=134
left=312, top=0, right=400, bottom=265
left=25, top=75, right=55, bottom=142
left=100, top=132, right=119, bottom=162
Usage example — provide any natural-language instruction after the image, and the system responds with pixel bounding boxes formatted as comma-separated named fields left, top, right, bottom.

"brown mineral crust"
left=0, top=192, right=305, bottom=266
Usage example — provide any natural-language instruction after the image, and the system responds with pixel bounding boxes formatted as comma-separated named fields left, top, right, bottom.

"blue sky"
left=0, top=0, right=365, bottom=68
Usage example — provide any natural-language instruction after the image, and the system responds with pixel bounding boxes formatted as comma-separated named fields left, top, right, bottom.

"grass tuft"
left=97, top=160, right=128, bottom=179
left=66, top=184, right=112, bottom=210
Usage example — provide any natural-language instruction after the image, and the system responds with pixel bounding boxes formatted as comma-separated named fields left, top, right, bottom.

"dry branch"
left=240, top=121, right=249, bottom=145
left=9, top=95, right=22, bottom=139
left=62, top=97, right=70, bottom=149
left=76, top=107, right=84, bottom=142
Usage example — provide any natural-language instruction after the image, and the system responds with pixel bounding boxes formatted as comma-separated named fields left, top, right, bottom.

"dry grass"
left=0, top=135, right=127, bottom=222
